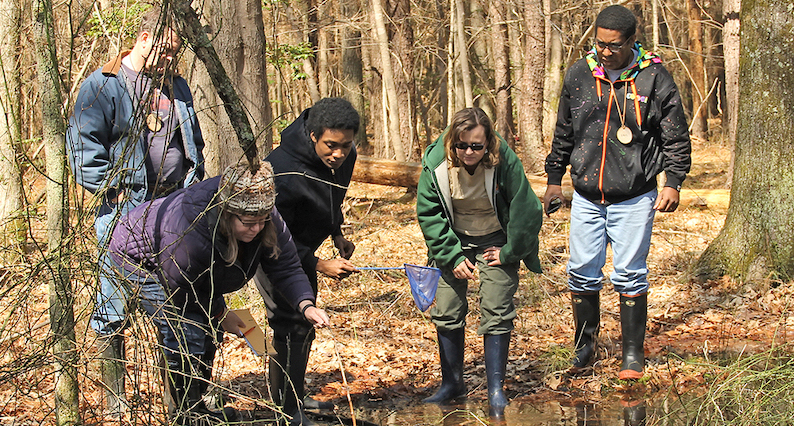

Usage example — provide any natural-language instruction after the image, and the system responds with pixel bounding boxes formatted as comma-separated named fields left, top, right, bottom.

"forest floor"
left=4, top=137, right=793, bottom=425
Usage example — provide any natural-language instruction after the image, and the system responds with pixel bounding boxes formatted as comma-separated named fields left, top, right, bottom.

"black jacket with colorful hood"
left=545, top=43, right=691, bottom=204
left=265, top=108, right=357, bottom=283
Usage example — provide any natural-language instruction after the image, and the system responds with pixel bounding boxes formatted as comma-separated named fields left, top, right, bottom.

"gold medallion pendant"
left=146, top=113, right=163, bottom=132
left=617, top=126, right=633, bottom=144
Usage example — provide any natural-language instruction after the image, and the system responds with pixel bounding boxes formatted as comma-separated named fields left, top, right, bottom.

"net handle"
left=357, top=266, right=405, bottom=271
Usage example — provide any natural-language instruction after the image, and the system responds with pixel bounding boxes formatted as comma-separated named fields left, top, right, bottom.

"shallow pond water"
left=346, top=397, right=655, bottom=426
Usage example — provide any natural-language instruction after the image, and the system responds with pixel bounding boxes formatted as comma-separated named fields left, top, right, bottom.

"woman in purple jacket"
left=109, top=161, right=329, bottom=424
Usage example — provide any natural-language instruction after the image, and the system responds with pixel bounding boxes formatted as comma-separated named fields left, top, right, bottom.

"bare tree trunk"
left=33, top=0, right=79, bottom=424
left=318, top=6, right=330, bottom=98
left=0, top=0, right=26, bottom=261
left=340, top=0, right=369, bottom=151
left=693, top=0, right=794, bottom=282
left=453, top=0, right=473, bottom=107
left=446, top=0, right=455, bottom=124
left=506, top=3, right=522, bottom=150
left=388, top=0, right=418, bottom=160
left=543, top=0, right=563, bottom=145
left=652, top=0, right=660, bottom=50
left=300, top=0, right=321, bottom=103
left=172, top=0, right=259, bottom=171
left=187, top=0, right=273, bottom=176
left=723, top=0, right=740, bottom=188
left=489, top=0, right=515, bottom=143
left=518, top=0, right=545, bottom=172
left=687, top=0, right=708, bottom=141
left=371, top=0, right=406, bottom=161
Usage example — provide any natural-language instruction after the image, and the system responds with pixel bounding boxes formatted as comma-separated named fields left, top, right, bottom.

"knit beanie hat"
left=219, top=161, right=276, bottom=216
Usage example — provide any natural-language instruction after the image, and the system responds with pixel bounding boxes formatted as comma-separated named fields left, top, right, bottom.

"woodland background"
left=3, top=0, right=794, bottom=424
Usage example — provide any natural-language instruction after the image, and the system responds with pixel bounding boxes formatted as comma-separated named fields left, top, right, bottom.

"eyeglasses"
left=235, top=215, right=271, bottom=228
left=454, top=142, right=486, bottom=151
left=595, top=38, right=631, bottom=53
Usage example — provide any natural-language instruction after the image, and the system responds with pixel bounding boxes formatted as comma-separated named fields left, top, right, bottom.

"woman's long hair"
left=217, top=210, right=280, bottom=265
left=443, top=107, right=501, bottom=168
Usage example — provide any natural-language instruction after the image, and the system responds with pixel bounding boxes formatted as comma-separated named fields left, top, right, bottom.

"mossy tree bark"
left=33, top=0, right=79, bottom=424
left=692, top=0, right=794, bottom=282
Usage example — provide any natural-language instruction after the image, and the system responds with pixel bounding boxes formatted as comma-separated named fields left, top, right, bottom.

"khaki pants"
left=430, top=250, right=519, bottom=335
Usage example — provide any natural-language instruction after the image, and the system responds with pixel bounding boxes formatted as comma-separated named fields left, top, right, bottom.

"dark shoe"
left=276, top=408, right=317, bottom=426
left=619, top=293, right=647, bottom=380
left=423, top=328, right=467, bottom=404
left=570, top=292, right=600, bottom=372
left=302, top=395, right=334, bottom=410
left=270, top=335, right=314, bottom=424
left=484, top=333, right=510, bottom=418
left=167, top=356, right=240, bottom=425
left=98, top=334, right=127, bottom=419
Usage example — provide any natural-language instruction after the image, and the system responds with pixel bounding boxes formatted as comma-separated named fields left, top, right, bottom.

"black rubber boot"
left=270, top=336, right=316, bottom=425
left=622, top=400, right=647, bottom=426
left=484, top=333, right=510, bottom=418
left=302, top=395, right=334, bottom=410
left=571, top=292, right=600, bottom=372
left=619, top=293, right=647, bottom=380
left=423, top=328, right=467, bottom=404
left=167, top=355, right=239, bottom=425
left=98, top=334, right=127, bottom=419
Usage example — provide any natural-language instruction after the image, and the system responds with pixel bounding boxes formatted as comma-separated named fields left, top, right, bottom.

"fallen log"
left=351, top=156, right=730, bottom=211
left=352, top=156, right=422, bottom=188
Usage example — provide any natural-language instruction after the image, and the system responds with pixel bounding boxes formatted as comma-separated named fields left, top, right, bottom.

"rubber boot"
left=619, top=293, right=647, bottom=380
left=167, top=355, right=239, bottom=425
left=270, top=337, right=316, bottom=425
left=621, top=400, right=647, bottom=426
left=570, top=292, right=600, bottom=372
left=423, top=328, right=467, bottom=404
left=302, top=395, right=334, bottom=410
left=98, top=334, right=127, bottom=419
left=484, top=333, right=510, bottom=418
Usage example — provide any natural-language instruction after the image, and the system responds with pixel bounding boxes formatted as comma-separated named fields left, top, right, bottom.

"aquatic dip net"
left=357, top=264, right=441, bottom=312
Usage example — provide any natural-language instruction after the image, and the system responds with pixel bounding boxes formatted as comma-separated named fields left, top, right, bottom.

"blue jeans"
left=567, top=190, right=656, bottom=296
left=90, top=198, right=137, bottom=335
left=114, top=260, right=216, bottom=358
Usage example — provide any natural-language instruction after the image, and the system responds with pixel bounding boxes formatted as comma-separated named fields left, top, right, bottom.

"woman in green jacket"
left=417, top=107, right=543, bottom=418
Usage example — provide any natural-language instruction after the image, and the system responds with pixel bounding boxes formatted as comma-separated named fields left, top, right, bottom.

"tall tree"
left=723, top=0, right=741, bottom=187
left=187, top=0, right=273, bottom=175
left=693, top=0, right=794, bottom=282
left=687, top=0, right=708, bottom=141
left=453, top=0, right=473, bottom=108
left=543, top=0, right=564, bottom=144
left=340, top=0, right=369, bottom=151
left=173, top=0, right=259, bottom=170
left=518, top=0, right=545, bottom=172
left=372, top=0, right=406, bottom=161
left=489, top=0, right=515, bottom=143
left=388, top=0, right=418, bottom=159
left=0, top=0, right=26, bottom=261
left=33, top=0, right=79, bottom=424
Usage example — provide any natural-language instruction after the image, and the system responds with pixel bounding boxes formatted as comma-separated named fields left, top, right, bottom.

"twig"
left=325, top=329, right=356, bottom=426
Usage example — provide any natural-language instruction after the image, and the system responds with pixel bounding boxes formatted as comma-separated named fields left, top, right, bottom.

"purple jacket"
left=109, top=176, right=315, bottom=318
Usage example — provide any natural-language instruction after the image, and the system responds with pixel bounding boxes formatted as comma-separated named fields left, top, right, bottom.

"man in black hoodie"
left=258, top=97, right=360, bottom=425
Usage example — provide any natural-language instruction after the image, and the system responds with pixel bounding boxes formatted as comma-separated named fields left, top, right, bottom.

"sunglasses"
left=454, top=142, right=486, bottom=151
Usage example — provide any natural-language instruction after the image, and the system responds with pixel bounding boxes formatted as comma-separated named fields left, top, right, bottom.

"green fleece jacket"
left=416, top=133, right=543, bottom=273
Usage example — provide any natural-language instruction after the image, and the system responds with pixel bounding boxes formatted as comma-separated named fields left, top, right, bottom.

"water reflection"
left=355, top=397, right=649, bottom=425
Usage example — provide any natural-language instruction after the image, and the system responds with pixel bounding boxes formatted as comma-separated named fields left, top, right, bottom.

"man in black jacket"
left=543, top=5, right=691, bottom=380
left=258, top=97, right=360, bottom=425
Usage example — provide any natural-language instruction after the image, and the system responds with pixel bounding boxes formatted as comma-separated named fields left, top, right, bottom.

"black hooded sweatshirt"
left=266, top=107, right=357, bottom=285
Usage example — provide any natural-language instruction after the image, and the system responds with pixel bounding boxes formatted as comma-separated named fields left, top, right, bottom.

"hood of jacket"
left=585, top=43, right=662, bottom=82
